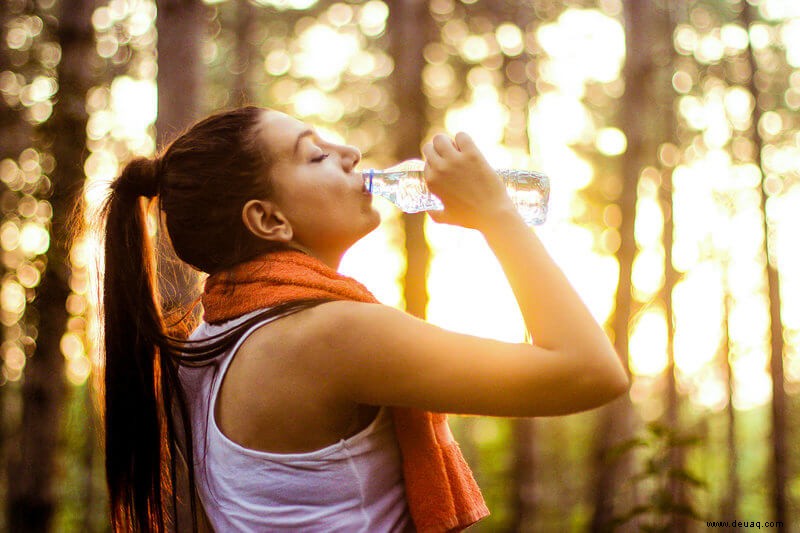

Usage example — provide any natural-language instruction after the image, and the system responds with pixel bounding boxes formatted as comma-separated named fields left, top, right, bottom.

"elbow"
left=584, top=354, right=630, bottom=406
left=599, top=359, right=630, bottom=402
left=608, top=368, right=631, bottom=399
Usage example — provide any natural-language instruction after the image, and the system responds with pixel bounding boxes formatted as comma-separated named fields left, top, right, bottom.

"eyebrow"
left=293, top=129, right=314, bottom=155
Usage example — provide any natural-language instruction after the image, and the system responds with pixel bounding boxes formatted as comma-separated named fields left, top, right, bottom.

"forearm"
left=480, top=208, right=625, bottom=379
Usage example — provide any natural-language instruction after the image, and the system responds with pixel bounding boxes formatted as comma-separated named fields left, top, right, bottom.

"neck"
left=287, top=242, right=344, bottom=271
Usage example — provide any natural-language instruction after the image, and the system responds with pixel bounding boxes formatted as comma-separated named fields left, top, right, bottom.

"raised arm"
left=297, top=132, right=628, bottom=417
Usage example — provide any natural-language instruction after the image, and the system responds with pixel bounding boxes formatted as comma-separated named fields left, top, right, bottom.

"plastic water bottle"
left=361, top=158, right=550, bottom=226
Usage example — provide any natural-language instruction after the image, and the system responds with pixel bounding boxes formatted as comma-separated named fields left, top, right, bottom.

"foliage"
left=610, top=422, right=706, bottom=531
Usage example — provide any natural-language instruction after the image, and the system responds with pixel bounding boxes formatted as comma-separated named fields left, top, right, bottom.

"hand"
left=421, top=132, right=516, bottom=230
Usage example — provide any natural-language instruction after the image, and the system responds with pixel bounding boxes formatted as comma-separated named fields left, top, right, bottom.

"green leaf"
left=667, top=434, right=704, bottom=448
left=670, top=503, right=704, bottom=520
left=607, top=437, right=648, bottom=460
left=647, top=422, right=669, bottom=437
left=613, top=504, right=653, bottom=526
left=640, top=523, right=670, bottom=532
left=667, top=468, right=707, bottom=488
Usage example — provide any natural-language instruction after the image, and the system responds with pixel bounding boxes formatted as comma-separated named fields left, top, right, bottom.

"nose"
left=340, top=144, right=361, bottom=173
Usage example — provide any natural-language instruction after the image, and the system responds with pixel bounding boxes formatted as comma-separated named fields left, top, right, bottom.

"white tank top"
left=179, top=309, right=412, bottom=532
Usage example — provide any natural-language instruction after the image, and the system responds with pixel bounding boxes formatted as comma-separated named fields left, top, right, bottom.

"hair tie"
left=113, top=157, right=160, bottom=199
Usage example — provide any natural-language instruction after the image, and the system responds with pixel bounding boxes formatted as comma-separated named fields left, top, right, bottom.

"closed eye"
left=311, top=153, right=330, bottom=163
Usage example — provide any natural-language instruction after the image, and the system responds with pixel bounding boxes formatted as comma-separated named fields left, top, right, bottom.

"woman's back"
left=180, top=308, right=412, bottom=532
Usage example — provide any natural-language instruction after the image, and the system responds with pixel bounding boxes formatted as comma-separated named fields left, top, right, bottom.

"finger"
left=454, top=131, right=478, bottom=153
left=432, top=133, right=458, bottom=158
left=421, top=142, right=442, bottom=168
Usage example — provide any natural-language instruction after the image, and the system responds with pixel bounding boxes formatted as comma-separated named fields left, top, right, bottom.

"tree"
left=0, top=0, right=33, bottom=162
left=499, top=2, right=540, bottom=529
left=655, top=1, right=689, bottom=529
left=6, top=0, right=98, bottom=530
left=720, top=257, right=739, bottom=524
left=233, top=0, right=257, bottom=106
left=590, top=0, right=651, bottom=529
left=741, top=4, right=788, bottom=529
left=386, top=0, right=433, bottom=320
left=153, top=0, right=208, bottom=318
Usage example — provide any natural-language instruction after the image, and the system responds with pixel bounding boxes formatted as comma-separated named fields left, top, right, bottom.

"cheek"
left=285, top=183, right=351, bottom=230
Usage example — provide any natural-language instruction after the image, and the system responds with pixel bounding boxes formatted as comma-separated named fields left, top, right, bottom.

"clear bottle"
left=361, top=158, right=550, bottom=226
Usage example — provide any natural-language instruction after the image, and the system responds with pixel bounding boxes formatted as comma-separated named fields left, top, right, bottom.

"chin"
left=357, top=203, right=381, bottom=229
left=347, top=211, right=380, bottom=246
left=367, top=206, right=381, bottom=230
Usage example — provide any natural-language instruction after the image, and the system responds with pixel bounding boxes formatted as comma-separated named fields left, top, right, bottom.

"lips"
left=356, top=172, right=370, bottom=194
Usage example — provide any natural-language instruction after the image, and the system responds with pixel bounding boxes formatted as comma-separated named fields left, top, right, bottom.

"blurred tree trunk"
left=657, top=1, right=687, bottom=530
left=0, top=0, right=17, bottom=514
left=509, top=418, right=536, bottom=532
left=80, top=384, right=97, bottom=532
left=590, top=1, right=652, bottom=530
left=233, top=0, right=257, bottom=106
left=6, top=0, right=98, bottom=530
left=741, top=4, right=787, bottom=530
left=500, top=3, right=539, bottom=529
left=0, top=1, right=33, bottom=162
left=386, top=0, right=432, bottom=320
left=155, top=0, right=206, bottom=314
left=720, top=266, right=739, bottom=526
left=155, top=0, right=205, bottom=148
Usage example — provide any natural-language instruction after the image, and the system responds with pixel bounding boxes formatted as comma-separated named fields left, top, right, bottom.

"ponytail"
left=101, top=156, right=193, bottom=532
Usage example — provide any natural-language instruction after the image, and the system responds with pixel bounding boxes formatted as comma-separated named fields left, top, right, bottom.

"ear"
left=241, top=199, right=293, bottom=243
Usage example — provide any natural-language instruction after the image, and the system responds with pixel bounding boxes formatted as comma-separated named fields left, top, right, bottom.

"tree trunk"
left=233, top=0, right=257, bottom=106
left=509, top=418, right=536, bottom=532
left=80, top=383, right=97, bottom=533
left=386, top=0, right=432, bottom=320
left=155, top=0, right=205, bottom=148
left=590, top=1, right=651, bottom=530
left=0, top=0, right=33, bottom=162
left=657, top=2, right=687, bottom=530
left=502, top=4, right=539, bottom=529
left=720, top=267, right=739, bottom=529
left=0, top=0, right=23, bottom=502
left=741, top=5, right=787, bottom=530
left=6, top=0, right=98, bottom=530
left=154, top=0, right=206, bottom=314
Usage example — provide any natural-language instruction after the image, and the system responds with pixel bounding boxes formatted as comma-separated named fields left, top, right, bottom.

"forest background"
left=0, top=0, right=798, bottom=531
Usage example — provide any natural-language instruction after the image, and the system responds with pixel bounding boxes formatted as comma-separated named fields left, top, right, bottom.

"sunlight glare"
left=110, top=76, right=157, bottom=145
left=674, top=262, right=723, bottom=374
left=629, top=308, right=669, bottom=376
left=293, top=23, right=360, bottom=81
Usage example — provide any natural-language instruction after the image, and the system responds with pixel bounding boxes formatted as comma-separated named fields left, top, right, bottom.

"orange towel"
left=201, top=249, right=489, bottom=532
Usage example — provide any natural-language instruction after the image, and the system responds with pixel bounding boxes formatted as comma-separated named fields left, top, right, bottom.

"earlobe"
left=241, top=199, right=293, bottom=243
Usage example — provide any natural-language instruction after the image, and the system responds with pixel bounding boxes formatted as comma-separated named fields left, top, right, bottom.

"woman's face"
left=256, top=110, right=381, bottom=264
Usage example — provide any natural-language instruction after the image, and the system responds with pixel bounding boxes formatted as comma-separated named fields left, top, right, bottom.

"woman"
left=99, top=106, right=628, bottom=532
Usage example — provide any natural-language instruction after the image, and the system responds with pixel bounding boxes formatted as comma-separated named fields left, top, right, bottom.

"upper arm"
left=307, top=301, right=628, bottom=417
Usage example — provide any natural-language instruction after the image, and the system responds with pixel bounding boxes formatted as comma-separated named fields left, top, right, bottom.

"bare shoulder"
left=235, top=300, right=379, bottom=356
left=227, top=300, right=387, bottom=385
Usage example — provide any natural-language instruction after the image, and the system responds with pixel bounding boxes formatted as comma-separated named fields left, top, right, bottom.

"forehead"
left=258, top=110, right=308, bottom=157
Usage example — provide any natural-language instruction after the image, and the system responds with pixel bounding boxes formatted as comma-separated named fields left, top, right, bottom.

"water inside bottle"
left=364, top=163, right=549, bottom=225
left=365, top=170, right=398, bottom=204
left=398, top=170, right=444, bottom=213
left=499, top=169, right=549, bottom=226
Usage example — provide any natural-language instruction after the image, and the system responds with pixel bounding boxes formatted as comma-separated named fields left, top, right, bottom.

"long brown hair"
left=97, top=106, right=331, bottom=531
